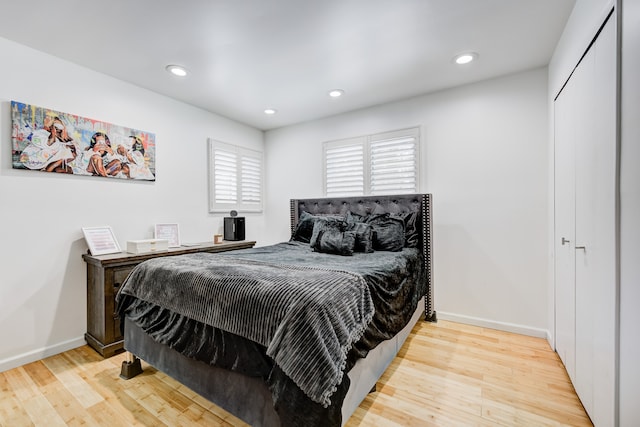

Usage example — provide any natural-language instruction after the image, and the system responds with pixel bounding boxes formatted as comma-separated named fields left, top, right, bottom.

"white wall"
left=619, top=1, right=640, bottom=425
left=0, top=37, right=265, bottom=371
left=265, top=68, right=549, bottom=335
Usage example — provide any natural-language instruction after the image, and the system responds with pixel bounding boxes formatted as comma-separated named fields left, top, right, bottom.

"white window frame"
left=208, top=139, right=263, bottom=213
left=323, top=127, right=420, bottom=197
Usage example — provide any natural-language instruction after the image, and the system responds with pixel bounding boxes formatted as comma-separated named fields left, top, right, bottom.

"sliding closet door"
left=554, top=74, right=576, bottom=382
left=573, top=38, right=599, bottom=417
left=554, top=13, right=616, bottom=427
left=574, top=16, right=617, bottom=426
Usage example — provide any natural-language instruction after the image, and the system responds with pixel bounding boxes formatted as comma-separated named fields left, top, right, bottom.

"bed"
left=116, top=193, right=434, bottom=426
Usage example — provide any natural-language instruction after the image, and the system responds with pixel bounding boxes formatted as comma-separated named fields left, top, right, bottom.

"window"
left=209, top=139, right=263, bottom=212
left=323, top=127, right=419, bottom=197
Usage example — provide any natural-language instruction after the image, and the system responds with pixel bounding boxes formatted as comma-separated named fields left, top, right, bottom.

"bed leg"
left=119, top=352, right=143, bottom=380
left=425, top=310, right=437, bottom=323
left=369, top=384, right=377, bottom=393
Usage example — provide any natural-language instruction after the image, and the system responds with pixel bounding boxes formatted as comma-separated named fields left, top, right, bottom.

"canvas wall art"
left=11, top=101, right=156, bottom=181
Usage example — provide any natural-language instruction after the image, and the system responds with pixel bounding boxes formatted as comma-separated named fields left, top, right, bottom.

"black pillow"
left=391, top=211, right=420, bottom=248
left=291, top=211, right=315, bottom=243
left=346, top=210, right=368, bottom=224
left=347, top=222, right=374, bottom=253
left=291, top=211, right=344, bottom=244
left=311, top=229, right=356, bottom=256
left=366, top=213, right=405, bottom=252
left=309, top=216, right=348, bottom=248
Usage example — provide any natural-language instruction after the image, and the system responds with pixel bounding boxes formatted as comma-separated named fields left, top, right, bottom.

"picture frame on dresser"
left=82, top=226, right=121, bottom=256
left=154, top=223, right=180, bottom=247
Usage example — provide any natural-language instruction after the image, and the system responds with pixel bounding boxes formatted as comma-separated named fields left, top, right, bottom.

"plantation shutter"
left=324, top=138, right=366, bottom=197
left=213, top=144, right=238, bottom=205
left=209, top=140, right=263, bottom=212
left=369, top=129, right=418, bottom=195
left=240, top=149, right=262, bottom=207
left=323, top=128, right=419, bottom=196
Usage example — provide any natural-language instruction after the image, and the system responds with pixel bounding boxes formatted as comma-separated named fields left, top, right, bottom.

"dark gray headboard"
left=289, top=194, right=435, bottom=322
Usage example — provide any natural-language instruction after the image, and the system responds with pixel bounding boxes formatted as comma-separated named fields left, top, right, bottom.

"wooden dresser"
left=82, top=240, right=256, bottom=357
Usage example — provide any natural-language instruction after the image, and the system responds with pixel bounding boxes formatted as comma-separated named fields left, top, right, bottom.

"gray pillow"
left=366, top=213, right=405, bottom=252
left=291, top=211, right=315, bottom=243
left=291, top=211, right=344, bottom=244
left=348, top=221, right=374, bottom=253
left=309, top=216, right=348, bottom=247
left=346, top=210, right=368, bottom=224
left=391, top=210, right=420, bottom=248
left=311, top=229, right=357, bottom=256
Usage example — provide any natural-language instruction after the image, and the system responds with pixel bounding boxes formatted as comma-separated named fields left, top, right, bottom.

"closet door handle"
left=561, top=237, right=570, bottom=245
left=575, top=245, right=586, bottom=250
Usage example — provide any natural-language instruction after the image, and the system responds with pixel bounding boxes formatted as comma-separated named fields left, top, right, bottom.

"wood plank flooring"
left=0, top=320, right=592, bottom=426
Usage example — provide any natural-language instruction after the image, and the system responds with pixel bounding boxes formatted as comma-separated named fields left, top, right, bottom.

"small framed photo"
left=155, top=223, right=180, bottom=247
left=82, top=226, right=122, bottom=256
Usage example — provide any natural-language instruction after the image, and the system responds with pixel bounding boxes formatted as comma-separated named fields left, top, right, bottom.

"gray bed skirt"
left=124, top=316, right=280, bottom=426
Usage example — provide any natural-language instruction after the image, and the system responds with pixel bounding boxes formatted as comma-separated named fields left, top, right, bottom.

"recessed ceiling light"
left=328, top=89, right=344, bottom=98
left=264, top=108, right=277, bottom=115
left=165, top=64, right=188, bottom=77
left=454, top=52, right=478, bottom=65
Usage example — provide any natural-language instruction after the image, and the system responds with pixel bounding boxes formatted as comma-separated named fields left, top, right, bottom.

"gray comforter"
left=117, top=241, right=426, bottom=425
left=118, top=249, right=375, bottom=407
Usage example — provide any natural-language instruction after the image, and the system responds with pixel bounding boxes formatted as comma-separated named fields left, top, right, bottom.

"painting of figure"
left=11, top=101, right=156, bottom=181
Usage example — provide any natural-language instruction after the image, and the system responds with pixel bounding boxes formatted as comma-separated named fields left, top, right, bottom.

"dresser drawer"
left=113, top=267, right=134, bottom=289
left=111, top=267, right=133, bottom=341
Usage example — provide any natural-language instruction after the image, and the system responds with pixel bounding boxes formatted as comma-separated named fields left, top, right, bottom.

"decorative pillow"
left=346, top=210, right=368, bottom=225
left=391, top=211, right=420, bottom=248
left=366, top=213, right=405, bottom=252
left=347, top=221, right=374, bottom=253
left=311, top=229, right=356, bottom=256
left=309, top=216, right=348, bottom=248
left=290, top=211, right=315, bottom=243
left=291, top=211, right=344, bottom=244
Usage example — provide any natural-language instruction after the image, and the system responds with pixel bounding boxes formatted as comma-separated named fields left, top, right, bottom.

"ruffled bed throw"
left=117, top=252, right=375, bottom=407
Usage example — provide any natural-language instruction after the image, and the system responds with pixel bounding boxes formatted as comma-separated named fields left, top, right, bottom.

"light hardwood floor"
left=0, top=320, right=592, bottom=427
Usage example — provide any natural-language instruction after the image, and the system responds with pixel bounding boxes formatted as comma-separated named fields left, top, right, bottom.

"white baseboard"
left=436, top=311, right=549, bottom=339
left=546, top=330, right=554, bottom=349
left=0, top=336, right=86, bottom=373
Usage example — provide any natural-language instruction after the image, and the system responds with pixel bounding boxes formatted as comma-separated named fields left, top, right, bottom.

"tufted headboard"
left=290, top=194, right=435, bottom=322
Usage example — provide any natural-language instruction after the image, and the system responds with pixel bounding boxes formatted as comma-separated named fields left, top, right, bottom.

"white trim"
left=0, top=336, right=86, bottom=373
left=437, top=311, right=549, bottom=339
left=546, top=329, right=554, bottom=348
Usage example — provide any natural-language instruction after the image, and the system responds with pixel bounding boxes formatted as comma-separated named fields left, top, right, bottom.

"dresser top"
left=82, top=240, right=256, bottom=267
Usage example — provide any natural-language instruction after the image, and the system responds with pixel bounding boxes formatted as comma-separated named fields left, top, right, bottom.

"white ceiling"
left=0, top=0, right=575, bottom=131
